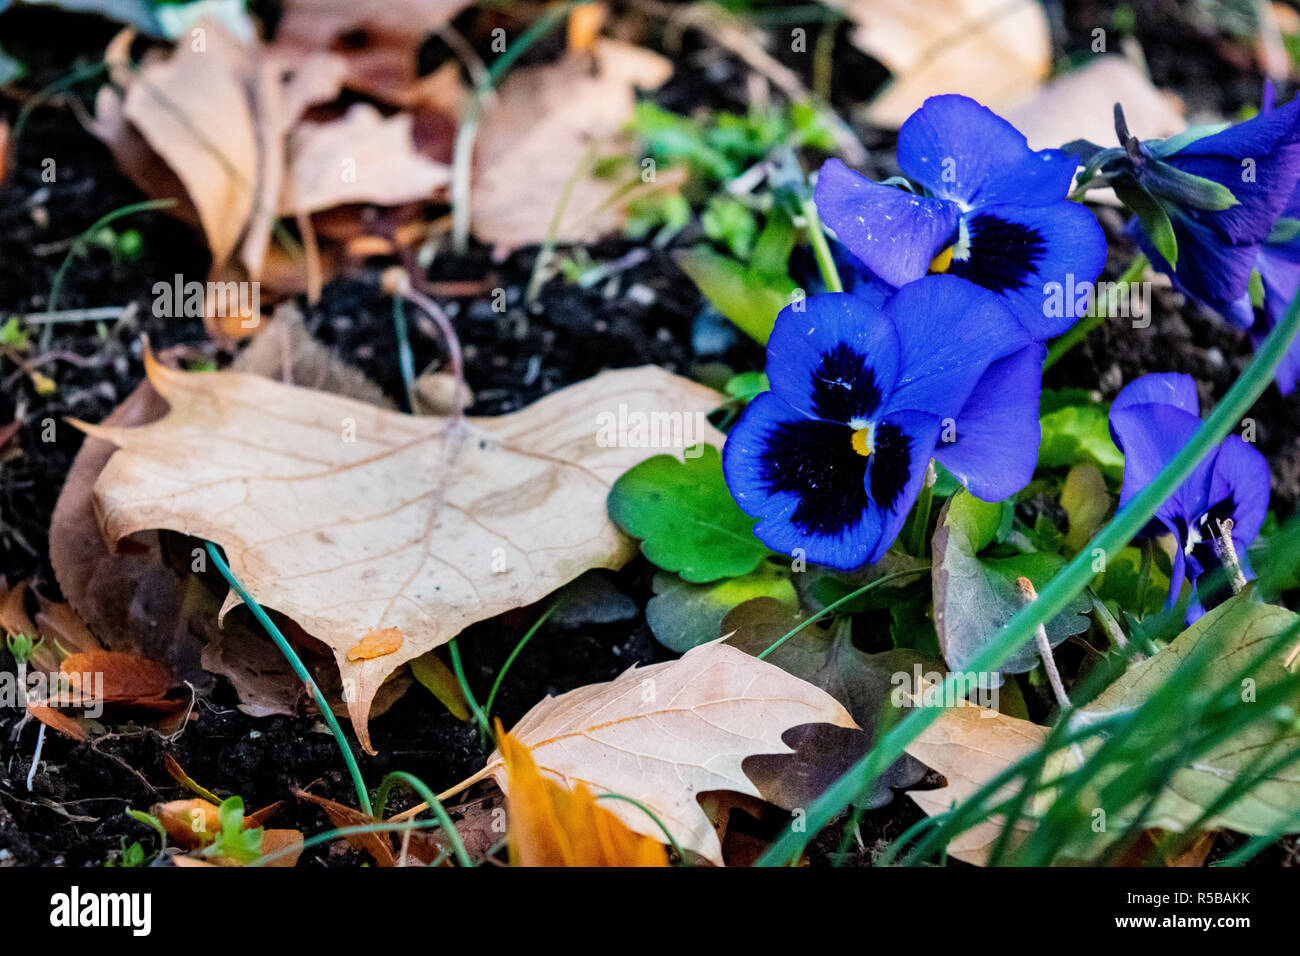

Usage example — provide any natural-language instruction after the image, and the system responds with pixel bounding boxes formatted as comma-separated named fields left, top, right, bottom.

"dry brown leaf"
left=472, top=39, right=673, bottom=248
left=61, top=649, right=178, bottom=705
left=831, top=0, right=1050, bottom=128
left=297, top=789, right=399, bottom=866
left=78, top=355, right=723, bottom=751
left=470, top=640, right=857, bottom=864
left=271, top=0, right=470, bottom=103
left=902, top=701, right=1048, bottom=866
left=118, top=22, right=257, bottom=266
left=284, top=103, right=451, bottom=215
left=498, top=730, right=669, bottom=867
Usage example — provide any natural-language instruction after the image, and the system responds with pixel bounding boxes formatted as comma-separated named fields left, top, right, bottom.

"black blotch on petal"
left=950, top=213, right=1047, bottom=293
left=869, top=422, right=913, bottom=513
left=759, top=417, right=869, bottom=536
left=810, top=342, right=883, bottom=423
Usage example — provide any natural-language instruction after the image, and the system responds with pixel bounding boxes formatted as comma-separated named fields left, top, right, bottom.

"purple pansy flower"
left=814, top=94, right=1107, bottom=340
left=722, top=277, right=1039, bottom=570
left=1108, top=373, right=1270, bottom=621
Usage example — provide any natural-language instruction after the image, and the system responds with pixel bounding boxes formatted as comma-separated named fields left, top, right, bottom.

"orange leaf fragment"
left=348, top=627, right=404, bottom=662
left=498, top=730, right=669, bottom=868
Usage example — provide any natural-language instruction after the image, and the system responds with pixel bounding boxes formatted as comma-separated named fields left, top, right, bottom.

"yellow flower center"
left=850, top=423, right=876, bottom=457
left=928, top=244, right=955, bottom=274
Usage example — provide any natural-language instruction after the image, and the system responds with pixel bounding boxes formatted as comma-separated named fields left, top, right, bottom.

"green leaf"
left=646, top=564, right=796, bottom=653
left=749, top=208, right=796, bottom=278
left=702, top=196, right=758, bottom=260
left=1113, top=179, right=1178, bottom=269
left=1060, top=463, right=1112, bottom=552
left=608, top=443, right=768, bottom=582
left=1078, top=596, right=1300, bottom=835
left=724, top=371, right=768, bottom=403
left=1038, top=400, right=1124, bottom=479
left=932, top=495, right=1092, bottom=676
left=674, top=246, right=796, bottom=344
left=945, top=488, right=1006, bottom=553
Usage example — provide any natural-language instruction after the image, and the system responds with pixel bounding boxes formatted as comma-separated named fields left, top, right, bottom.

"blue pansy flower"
left=722, top=277, right=1037, bottom=570
left=814, top=94, right=1107, bottom=340
left=1121, top=91, right=1300, bottom=324
left=1108, top=373, right=1270, bottom=620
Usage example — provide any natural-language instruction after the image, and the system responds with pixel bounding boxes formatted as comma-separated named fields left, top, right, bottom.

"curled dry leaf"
left=78, top=355, right=723, bottom=751
left=830, top=0, right=1050, bottom=128
left=468, top=640, right=857, bottom=864
left=498, top=731, right=669, bottom=867
left=473, top=39, right=674, bottom=248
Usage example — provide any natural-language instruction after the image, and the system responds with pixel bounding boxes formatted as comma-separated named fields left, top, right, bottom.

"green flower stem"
left=484, top=599, right=563, bottom=720
left=205, top=542, right=372, bottom=817
left=372, top=770, right=473, bottom=867
left=47, top=198, right=177, bottom=316
left=802, top=196, right=843, bottom=294
left=756, top=286, right=1300, bottom=867
left=1043, top=254, right=1148, bottom=370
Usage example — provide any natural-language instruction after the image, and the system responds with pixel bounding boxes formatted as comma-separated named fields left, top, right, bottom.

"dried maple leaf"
left=472, top=39, right=674, bottom=248
left=460, top=641, right=857, bottom=864
left=498, top=730, right=669, bottom=867
left=78, top=355, right=723, bottom=751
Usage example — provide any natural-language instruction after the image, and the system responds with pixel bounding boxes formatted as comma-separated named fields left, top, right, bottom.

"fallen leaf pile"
left=90, top=18, right=452, bottom=333
left=78, top=353, right=723, bottom=750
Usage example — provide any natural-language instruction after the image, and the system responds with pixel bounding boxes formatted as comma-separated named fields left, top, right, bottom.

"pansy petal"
left=1133, top=212, right=1264, bottom=322
left=897, top=94, right=1079, bottom=207
left=766, top=293, right=901, bottom=423
left=1109, top=403, right=1215, bottom=527
left=1111, top=371, right=1201, bottom=419
left=867, top=410, right=944, bottom=563
left=1166, top=97, right=1300, bottom=244
left=1208, top=434, right=1271, bottom=544
left=722, top=393, right=882, bottom=570
left=815, top=159, right=960, bottom=288
left=947, top=201, right=1108, bottom=339
left=1257, top=244, right=1300, bottom=393
left=881, top=275, right=1029, bottom=421
left=933, top=344, right=1045, bottom=502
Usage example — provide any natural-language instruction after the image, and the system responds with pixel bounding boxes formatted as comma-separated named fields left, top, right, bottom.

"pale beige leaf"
left=903, top=702, right=1047, bottom=866
left=831, top=0, right=1050, bottom=128
left=120, top=20, right=258, bottom=266
left=481, top=640, right=858, bottom=864
left=472, top=40, right=673, bottom=248
left=1007, top=56, right=1185, bottom=153
left=284, top=103, right=451, bottom=214
left=79, top=356, right=723, bottom=751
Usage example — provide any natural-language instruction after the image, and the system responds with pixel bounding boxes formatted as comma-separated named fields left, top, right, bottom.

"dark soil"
left=1, top=1, right=1297, bottom=867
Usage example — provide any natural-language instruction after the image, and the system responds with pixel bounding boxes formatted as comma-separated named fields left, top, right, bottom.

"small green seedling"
left=200, top=796, right=264, bottom=865
left=6, top=632, right=43, bottom=665
left=108, top=809, right=165, bottom=867
left=0, top=316, right=30, bottom=351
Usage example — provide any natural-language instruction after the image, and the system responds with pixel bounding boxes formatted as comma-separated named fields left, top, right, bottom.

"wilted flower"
left=814, top=94, right=1106, bottom=340
left=1108, top=373, right=1270, bottom=620
left=722, top=278, right=1039, bottom=570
